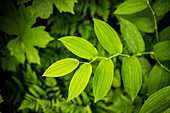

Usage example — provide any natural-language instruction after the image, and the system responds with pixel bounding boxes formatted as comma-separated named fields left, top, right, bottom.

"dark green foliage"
left=0, top=0, right=170, bottom=112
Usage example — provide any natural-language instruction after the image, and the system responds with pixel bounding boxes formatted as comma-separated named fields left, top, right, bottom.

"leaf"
left=153, top=0, right=170, bottom=16
left=153, top=41, right=170, bottom=61
left=32, top=0, right=53, bottom=19
left=122, top=56, right=142, bottom=101
left=68, top=63, right=92, bottom=101
left=93, top=59, right=114, bottom=102
left=138, top=57, right=152, bottom=75
left=120, top=18, right=145, bottom=54
left=42, top=58, right=79, bottom=77
left=112, top=68, right=121, bottom=88
left=114, top=0, right=148, bottom=15
left=160, top=26, right=170, bottom=41
left=53, top=0, right=77, bottom=14
left=131, top=17, right=154, bottom=33
left=59, top=36, right=98, bottom=59
left=93, top=19, right=123, bottom=54
left=148, top=65, right=170, bottom=96
left=140, top=86, right=170, bottom=113
left=0, top=3, right=53, bottom=64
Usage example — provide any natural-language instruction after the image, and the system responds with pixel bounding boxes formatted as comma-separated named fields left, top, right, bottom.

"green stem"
left=147, top=0, right=159, bottom=42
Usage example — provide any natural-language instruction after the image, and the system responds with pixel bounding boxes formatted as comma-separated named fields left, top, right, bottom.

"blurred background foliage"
left=0, top=0, right=170, bottom=113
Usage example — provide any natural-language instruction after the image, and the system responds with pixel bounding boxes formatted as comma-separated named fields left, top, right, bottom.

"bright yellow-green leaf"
left=120, top=18, right=145, bottom=54
left=68, top=63, right=92, bottom=101
left=114, top=0, right=148, bottom=15
left=93, top=59, right=114, bottom=102
left=153, top=41, right=170, bottom=61
left=93, top=19, right=123, bottom=54
left=148, top=65, right=170, bottom=96
left=59, top=36, right=98, bottom=59
left=122, top=56, right=142, bottom=101
left=140, top=86, right=170, bottom=113
left=42, top=58, right=79, bottom=77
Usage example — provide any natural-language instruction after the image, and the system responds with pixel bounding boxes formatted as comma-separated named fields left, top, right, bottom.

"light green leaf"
left=59, top=36, right=98, bottom=59
left=0, top=94, right=3, bottom=104
left=153, top=41, right=170, bottom=61
left=140, top=86, right=170, bottom=113
left=131, top=17, right=154, bottom=33
left=93, top=19, right=123, bottom=54
left=42, top=58, right=79, bottom=77
left=32, top=0, right=53, bottom=19
left=93, top=59, right=114, bottom=102
left=68, top=63, right=92, bottom=101
left=148, top=65, right=170, bottom=96
left=114, top=0, right=148, bottom=15
left=53, top=0, right=77, bottom=14
left=160, top=26, right=170, bottom=41
left=153, top=0, right=170, bottom=16
left=120, top=18, right=145, bottom=54
left=122, top=56, right=142, bottom=101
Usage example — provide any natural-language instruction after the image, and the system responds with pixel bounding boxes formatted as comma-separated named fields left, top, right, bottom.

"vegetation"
left=0, top=0, right=170, bottom=113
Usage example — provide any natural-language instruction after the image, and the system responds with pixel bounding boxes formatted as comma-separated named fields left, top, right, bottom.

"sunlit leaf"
left=114, top=0, right=147, bottom=15
left=153, top=41, right=170, bottom=61
left=120, top=18, right=145, bottom=54
left=122, top=56, right=142, bottom=101
left=140, top=86, right=170, bottom=113
left=68, top=63, right=92, bottom=101
left=93, top=59, right=114, bottom=102
left=148, top=65, right=170, bottom=96
left=42, top=58, right=79, bottom=77
left=53, top=0, right=77, bottom=14
left=59, top=36, right=98, bottom=59
left=93, top=19, right=122, bottom=54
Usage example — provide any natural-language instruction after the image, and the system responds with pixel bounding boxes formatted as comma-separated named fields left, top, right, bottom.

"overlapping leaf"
left=68, top=63, right=92, bottom=101
left=140, top=86, right=170, bottom=113
left=122, top=56, right=142, bottom=101
left=42, top=58, right=79, bottom=77
left=0, top=1, right=53, bottom=64
left=148, top=65, right=170, bottom=95
left=59, top=36, right=98, bottom=59
left=153, top=41, right=170, bottom=61
left=114, top=0, right=148, bottom=15
left=93, top=19, right=122, bottom=54
left=120, top=18, right=145, bottom=54
left=93, top=59, right=114, bottom=102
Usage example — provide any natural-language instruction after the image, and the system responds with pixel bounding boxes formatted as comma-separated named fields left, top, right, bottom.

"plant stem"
left=147, top=0, right=159, bottom=42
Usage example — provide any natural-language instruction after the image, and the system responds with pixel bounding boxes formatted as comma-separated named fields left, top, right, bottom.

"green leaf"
left=32, top=0, right=53, bottom=19
left=153, top=0, right=170, bottom=16
left=138, top=57, right=152, bottom=75
left=42, top=58, right=79, bottom=77
left=140, top=86, right=170, bottom=113
left=160, top=26, right=170, bottom=41
left=93, top=19, right=123, bottom=54
left=112, top=68, right=121, bottom=88
left=68, top=63, right=92, bottom=101
left=120, top=18, right=145, bottom=54
left=0, top=94, right=3, bottom=104
left=53, top=0, right=77, bottom=14
left=59, top=36, right=98, bottom=59
left=93, top=59, right=114, bottom=102
left=114, top=0, right=148, bottom=15
left=122, top=56, right=142, bottom=101
left=153, top=41, right=170, bottom=61
left=131, top=17, right=154, bottom=33
left=0, top=3, right=53, bottom=64
left=148, top=65, right=170, bottom=96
